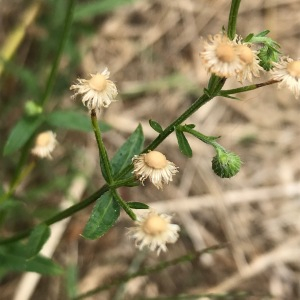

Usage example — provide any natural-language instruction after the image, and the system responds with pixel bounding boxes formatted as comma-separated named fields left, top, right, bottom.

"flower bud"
left=212, top=149, right=241, bottom=178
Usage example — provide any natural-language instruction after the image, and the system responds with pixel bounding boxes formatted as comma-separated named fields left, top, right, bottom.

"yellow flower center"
left=144, top=151, right=167, bottom=169
left=142, top=214, right=168, bottom=236
left=88, top=74, right=107, bottom=92
left=216, top=44, right=236, bottom=63
left=35, top=132, right=52, bottom=147
left=287, top=61, right=300, bottom=78
left=237, top=45, right=253, bottom=64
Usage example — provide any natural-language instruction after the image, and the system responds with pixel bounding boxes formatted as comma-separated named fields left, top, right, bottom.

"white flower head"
left=270, top=56, right=300, bottom=99
left=31, top=131, right=57, bottom=159
left=70, top=68, right=118, bottom=112
left=201, top=33, right=243, bottom=78
left=235, top=43, right=263, bottom=82
left=132, top=151, right=179, bottom=189
left=127, top=209, right=180, bottom=255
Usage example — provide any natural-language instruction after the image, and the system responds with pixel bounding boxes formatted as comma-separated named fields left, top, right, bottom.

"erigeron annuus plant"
left=1, top=0, right=300, bottom=290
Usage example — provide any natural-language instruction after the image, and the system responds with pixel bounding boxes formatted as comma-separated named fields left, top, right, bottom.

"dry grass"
left=1, top=0, right=300, bottom=299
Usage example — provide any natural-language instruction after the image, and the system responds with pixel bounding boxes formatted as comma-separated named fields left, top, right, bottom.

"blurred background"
left=1, top=0, right=300, bottom=299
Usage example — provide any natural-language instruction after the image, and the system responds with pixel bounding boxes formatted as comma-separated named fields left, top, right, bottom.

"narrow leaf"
left=3, top=116, right=43, bottom=156
left=82, top=191, right=120, bottom=240
left=111, top=124, right=144, bottom=177
left=26, top=224, right=51, bottom=259
left=46, top=110, right=111, bottom=132
left=175, top=128, right=193, bottom=158
left=185, top=124, right=196, bottom=129
left=127, top=202, right=149, bottom=209
left=149, top=119, right=163, bottom=133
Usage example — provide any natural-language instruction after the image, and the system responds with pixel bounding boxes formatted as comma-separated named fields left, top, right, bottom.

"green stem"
left=111, top=189, right=136, bottom=221
left=227, top=0, right=241, bottom=40
left=73, top=243, right=228, bottom=300
left=219, top=79, right=279, bottom=96
left=91, top=109, right=113, bottom=184
left=40, top=0, right=76, bottom=107
left=115, top=77, right=226, bottom=181
left=0, top=184, right=109, bottom=245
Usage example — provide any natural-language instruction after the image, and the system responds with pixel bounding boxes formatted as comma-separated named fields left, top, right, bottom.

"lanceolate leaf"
left=26, top=224, right=51, bottom=259
left=82, top=191, right=120, bottom=240
left=3, top=116, right=43, bottom=156
left=149, top=119, right=163, bottom=133
left=175, top=128, right=193, bottom=158
left=127, top=202, right=149, bottom=209
left=46, top=110, right=111, bottom=132
left=111, top=124, right=144, bottom=177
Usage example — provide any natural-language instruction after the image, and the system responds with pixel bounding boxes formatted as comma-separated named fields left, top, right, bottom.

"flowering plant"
left=1, top=0, right=299, bottom=298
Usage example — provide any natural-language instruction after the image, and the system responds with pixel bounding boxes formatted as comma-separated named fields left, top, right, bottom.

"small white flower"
left=31, top=131, right=57, bottom=159
left=127, top=210, right=180, bottom=255
left=201, top=33, right=243, bottom=78
left=70, top=68, right=118, bottom=111
left=132, top=151, right=179, bottom=189
left=270, top=57, right=300, bottom=99
left=235, top=43, right=263, bottom=82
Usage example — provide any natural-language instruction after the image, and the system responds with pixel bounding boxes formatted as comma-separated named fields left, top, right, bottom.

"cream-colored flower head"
left=127, top=209, right=180, bottom=255
left=235, top=43, right=263, bottom=82
left=132, top=151, right=179, bottom=189
left=270, top=56, right=300, bottom=99
left=201, top=33, right=243, bottom=78
left=70, top=68, right=118, bottom=111
left=31, top=131, right=57, bottom=159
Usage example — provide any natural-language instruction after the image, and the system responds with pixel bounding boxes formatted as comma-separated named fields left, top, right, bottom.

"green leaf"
left=111, top=124, right=144, bottom=177
left=0, top=199, right=23, bottom=212
left=175, top=128, right=193, bottom=158
left=0, top=244, right=62, bottom=276
left=127, top=202, right=149, bottom=209
left=82, top=191, right=120, bottom=240
left=185, top=124, right=196, bottom=129
left=46, top=110, right=111, bottom=132
left=149, top=119, right=163, bottom=133
left=256, top=30, right=270, bottom=37
left=26, top=224, right=51, bottom=259
left=243, top=33, right=254, bottom=42
left=3, top=116, right=44, bottom=156
left=26, top=255, right=63, bottom=275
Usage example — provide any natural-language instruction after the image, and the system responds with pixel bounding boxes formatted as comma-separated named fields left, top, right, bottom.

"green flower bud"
left=212, top=149, right=241, bottom=178
left=25, top=100, right=43, bottom=116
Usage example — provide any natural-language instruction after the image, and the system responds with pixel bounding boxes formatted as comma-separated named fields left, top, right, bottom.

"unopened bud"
left=212, top=149, right=241, bottom=178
